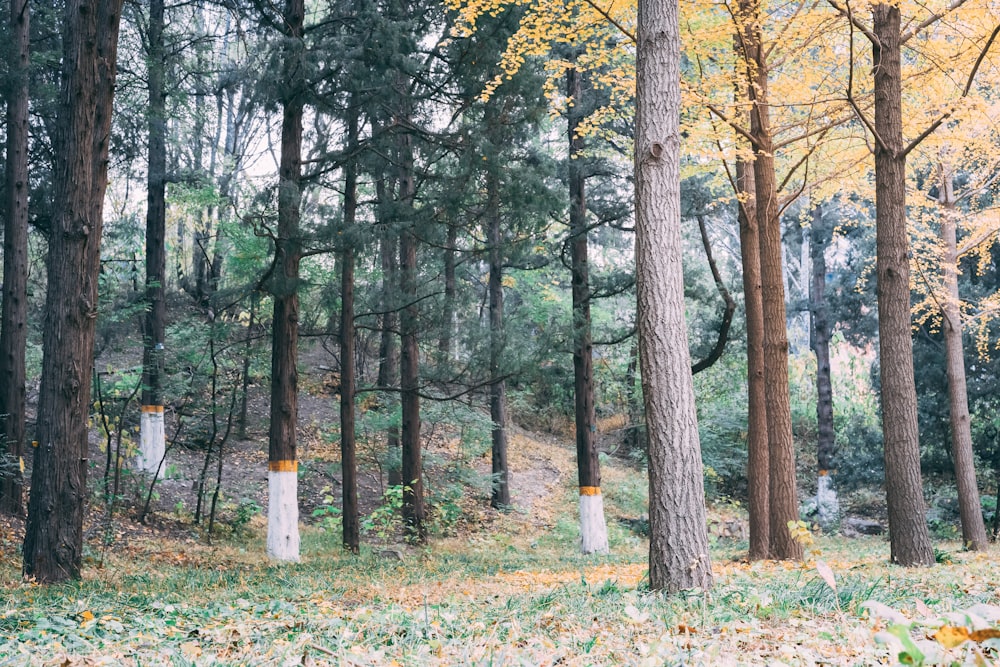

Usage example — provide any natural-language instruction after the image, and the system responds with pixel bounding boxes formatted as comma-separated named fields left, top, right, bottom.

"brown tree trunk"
left=375, top=184, right=402, bottom=487
left=736, top=157, right=770, bottom=561
left=439, top=223, right=457, bottom=359
left=810, top=205, right=838, bottom=528
left=341, top=107, right=360, bottom=554
left=138, top=0, right=167, bottom=477
left=745, top=12, right=802, bottom=560
left=937, top=161, right=988, bottom=550
left=397, top=118, right=425, bottom=542
left=568, top=65, right=608, bottom=554
left=0, top=0, right=30, bottom=516
left=486, top=161, right=511, bottom=509
left=23, top=0, right=124, bottom=583
left=266, top=0, right=304, bottom=561
left=871, top=4, right=934, bottom=566
left=636, top=0, right=712, bottom=591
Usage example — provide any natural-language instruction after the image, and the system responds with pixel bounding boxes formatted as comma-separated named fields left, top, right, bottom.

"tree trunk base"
left=579, top=490, right=609, bottom=554
left=267, top=469, right=300, bottom=561
left=137, top=406, right=165, bottom=477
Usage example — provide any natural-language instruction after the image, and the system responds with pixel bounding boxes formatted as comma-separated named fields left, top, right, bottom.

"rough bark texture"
left=736, top=158, right=770, bottom=561
left=871, top=4, right=934, bottom=566
left=341, top=108, right=360, bottom=554
left=636, top=0, right=712, bottom=591
left=267, top=0, right=304, bottom=561
left=568, top=65, right=608, bottom=554
left=937, top=162, right=988, bottom=551
left=745, top=12, right=802, bottom=561
left=0, top=0, right=30, bottom=516
left=397, top=121, right=425, bottom=542
left=487, top=164, right=511, bottom=509
left=23, top=0, right=124, bottom=582
left=810, top=206, right=839, bottom=528
left=139, top=0, right=167, bottom=475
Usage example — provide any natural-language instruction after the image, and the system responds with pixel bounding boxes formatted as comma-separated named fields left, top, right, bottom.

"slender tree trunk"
left=266, top=0, right=305, bottom=562
left=237, top=293, right=256, bottom=439
left=622, top=338, right=642, bottom=455
left=486, top=158, right=511, bottom=509
left=636, top=0, right=712, bottom=591
left=871, top=4, right=934, bottom=566
left=138, top=0, right=167, bottom=478
left=568, top=65, right=608, bottom=554
left=0, top=0, right=30, bottom=516
left=736, top=157, right=770, bottom=561
left=23, top=0, right=124, bottom=583
left=397, top=117, right=425, bottom=542
left=439, top=223, right=457, bottom=359
left=341, top=106, right=360, bottom=554
left=745, top=11, right=802, bottom=560
left=937, top=161, right=988, bottom=550
left=375, top=189, right=402, bottom=487
left=810, top=205, right=838, bottom=529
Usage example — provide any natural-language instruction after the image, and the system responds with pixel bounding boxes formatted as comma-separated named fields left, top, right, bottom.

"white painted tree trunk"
left=816, top=473, right=839, bottom=529
left=136, top=406, right=165, bottom=477
left=579, top=491, right=609, bottom=554
left=267, top=470, right=300, bottom=561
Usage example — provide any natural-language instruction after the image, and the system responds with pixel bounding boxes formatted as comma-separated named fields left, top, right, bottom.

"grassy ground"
left=1, top=435, right=999, bottom=665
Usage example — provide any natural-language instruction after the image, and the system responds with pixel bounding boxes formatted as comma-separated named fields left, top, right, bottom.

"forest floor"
left=1, top=343, right=1000, bottom=665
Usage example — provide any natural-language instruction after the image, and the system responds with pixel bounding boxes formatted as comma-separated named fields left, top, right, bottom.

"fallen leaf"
left=969, top=628, right=1000, bottom=643
left=815, top=560, right=837, bottom=593
left=933, top=625, right=970, bottom=649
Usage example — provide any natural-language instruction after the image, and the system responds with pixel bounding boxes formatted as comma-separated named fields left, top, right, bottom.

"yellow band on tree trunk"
left=269, top=460, right=298, bottom=472
left=579, top=486, right=601, bottom=496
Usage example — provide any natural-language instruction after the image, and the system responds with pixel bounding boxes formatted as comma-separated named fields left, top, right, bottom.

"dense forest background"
left=1, top=0, right=1000, bottom=591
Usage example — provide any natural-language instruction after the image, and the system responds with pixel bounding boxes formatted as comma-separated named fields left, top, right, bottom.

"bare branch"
left=827, top=0, right=876, bottom=43
left=581, top=0, right=636, bottom=43
left=900, top=0, right=972, bottom=44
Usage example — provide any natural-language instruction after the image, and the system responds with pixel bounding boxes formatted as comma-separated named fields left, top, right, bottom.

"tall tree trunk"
left=736, top=157, right=770, bottom=561
left=937, top=161, right=988, bottom=550
left=23, top=0, right=124, bottom=583
left=397, top=116, right=425, bottom=542
left=568, top=65, right=608, bottom=554
left=810, top=204, right=838, bottom=529
left=486, top=156, right=511, bottom=509
left=871, top=4, right=934, bottom=566
left=138, top=0, right=167, bottom=478
left=0, top=0, right=30, bottom=516
left=745, top=10, right=802, bottom=560
left=439, top=222, right=457, bottom=359
left=266, top=0, right=304, bottom=562
left=341, top=106, right=360, bottom=554
left=636, top=0, right=712, bottom=591
left=375, top=184, right=402, bottom=487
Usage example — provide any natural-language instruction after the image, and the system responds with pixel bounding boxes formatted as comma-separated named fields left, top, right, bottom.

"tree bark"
left=636, top=0, right=712, bottom=591
left=736, top=157, right=770, bottom=561
left=397, top=112, right=425, bottom=542
left=486, top=157, right=511, bottom=509
left=0, top=0, right=30, bottom=516
left=138, top=0, right=167, bottom=478
left=439, top=223, right=457, bottom=360
left=23, top=0, right=124, bottom=583
left=871, top=3, right=934, bottom=566
left=341, top=106, right=360, bottom=554
left=375, top=184, right=402, bottom=487
left=937, top=161, right=988, bottom=550
left=568, top=65, right=608, bottom=554
left=745, top=9, right=802, bottom=560
left=266, top=0, right=305, bottom=562
left=810, top=205, right=839, bottom=529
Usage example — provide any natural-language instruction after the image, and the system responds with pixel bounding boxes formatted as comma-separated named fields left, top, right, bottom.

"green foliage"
left=363, top=484, right=407, bottom=541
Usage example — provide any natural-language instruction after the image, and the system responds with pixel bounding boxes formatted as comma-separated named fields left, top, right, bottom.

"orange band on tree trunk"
left=818, top=469, right=829, bottom=476
left=141, top=405, right=164, bottom=414
left=268, top=460, right=298, bottom=472
left=579, top=486, right=601, bottom=496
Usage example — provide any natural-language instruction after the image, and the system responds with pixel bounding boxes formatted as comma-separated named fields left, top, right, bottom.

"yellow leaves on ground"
left=933, top=625, right=1000, bottom=649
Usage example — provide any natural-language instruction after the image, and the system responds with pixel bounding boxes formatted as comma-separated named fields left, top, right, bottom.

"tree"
left=266, top=0, right=305, bottom=562
left=636, top=0, right=712, bottom=592
left=137, top=0, right=167, bottom=478
left=935, top=160, right=988, bottom=550
left=341, top=102, right=361, bottom=554
left=568, top=63, right=608, bottom=554
left=810, top=203, right=838, bottom=529
left=23, top=0, right=125, bottom=583
left=0, top=0, right=30, bottom=516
